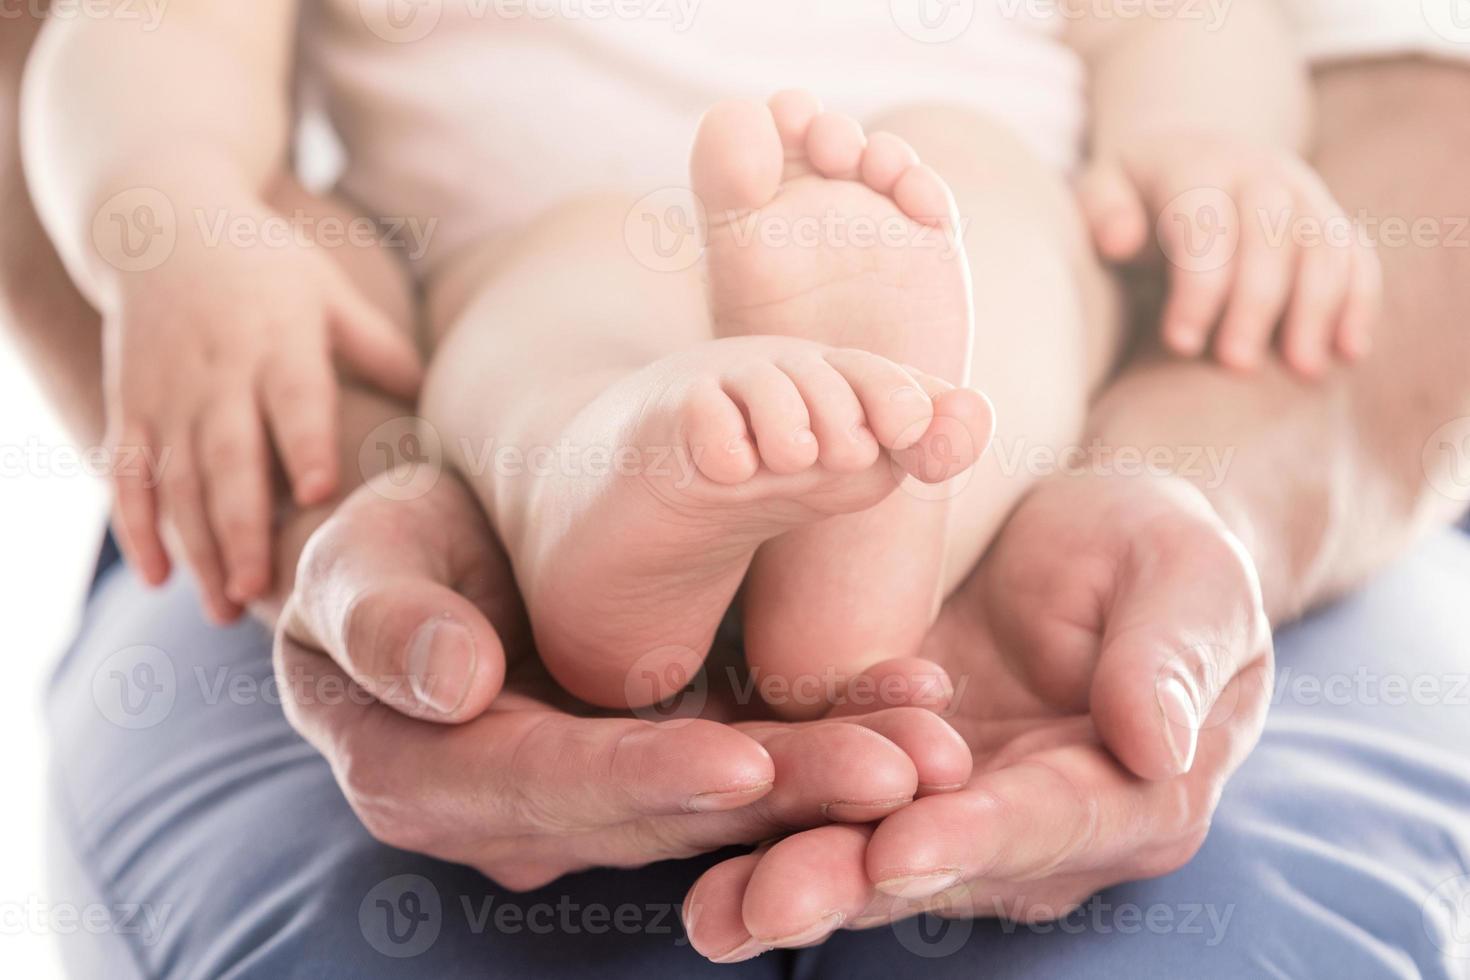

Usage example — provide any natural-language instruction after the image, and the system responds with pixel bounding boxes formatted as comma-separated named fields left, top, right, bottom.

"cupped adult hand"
left=683, top=472, right=1275, bottom=960
left=273, top=472, right=973, bottom=892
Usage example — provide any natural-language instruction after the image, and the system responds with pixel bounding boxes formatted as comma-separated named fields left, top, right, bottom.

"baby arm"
left=23, top=2, right=422, bottom=616
left=1068, top=0, right=1379, bottom=376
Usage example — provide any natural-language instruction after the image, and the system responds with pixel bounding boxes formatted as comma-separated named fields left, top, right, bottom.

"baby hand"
left=103, top=206, right=422, bottom=621
left=1077, top=133, right=1380, bottom=377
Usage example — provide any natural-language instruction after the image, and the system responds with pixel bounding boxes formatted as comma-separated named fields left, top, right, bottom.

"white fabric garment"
left=301, top=0, right=1086, bottom=269
left=1283, top=0, right=1470, bottom=65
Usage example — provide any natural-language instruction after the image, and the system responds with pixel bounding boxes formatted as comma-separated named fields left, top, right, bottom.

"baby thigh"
left=865, top=106, right=1125, bottom=593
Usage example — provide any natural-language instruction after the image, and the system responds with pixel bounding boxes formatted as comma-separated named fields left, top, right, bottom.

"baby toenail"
left=892, top=386, right=926, bottom=404
left=850, top=423, right=874, bottom=442
left=793, top=428, right=817, bottom=446
left=726, top=436, right=751, bottom=454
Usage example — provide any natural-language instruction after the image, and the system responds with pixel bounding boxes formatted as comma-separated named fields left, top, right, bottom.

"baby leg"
left=693, top=96, right=1121, bottom=717
left=421, top=196, right=989, bottom=708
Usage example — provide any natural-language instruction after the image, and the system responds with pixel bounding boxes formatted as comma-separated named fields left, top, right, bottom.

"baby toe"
left=805, top=111, right=867, bottom=181
left=682, top=382, right=760, bottom=485
left=860, top=131, right=921, bottom=196
left=892, top=162, right=958, bottom=229
left=723, top=362, right=819, bottom=475
left=691, top=99, right=784, bottom=216
left=777, top=356, right=880, bottom=473
left=823, top=349, right=935, bottom=452
left=767, top=89, right=823, bottom=179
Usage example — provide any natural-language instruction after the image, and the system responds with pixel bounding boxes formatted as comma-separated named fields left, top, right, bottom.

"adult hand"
left=274, top=473, right=973, bottom=891
left=682, top=473, right=1275, bottom=960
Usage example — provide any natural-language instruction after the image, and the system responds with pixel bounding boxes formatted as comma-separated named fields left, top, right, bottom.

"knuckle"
left=338, top=756, right=426, bottom=851
left=1231, top=277, right=1284, bottom=316
left=621, top=815, right=695, bottom=862
left=1241, top=170, right=1296, bottom=210
left=268, top=371, right=323, bottom=408
left=201, top=433, right=245, bottom=472
left=354, top=803, right=422, bottom=852
left=1141, top=814, right=1213, bottom=878
left=295, top=513, right=355, bottom=590
left=217, top=513, right=264, bottom=547
left=161, top=461, right=200, bottom=500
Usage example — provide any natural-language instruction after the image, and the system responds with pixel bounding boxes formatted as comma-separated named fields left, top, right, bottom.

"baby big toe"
left=691, top=100, right=784, bottom=216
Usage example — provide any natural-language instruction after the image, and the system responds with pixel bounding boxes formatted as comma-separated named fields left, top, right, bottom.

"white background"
left=0, top=337, right=106, bottom=977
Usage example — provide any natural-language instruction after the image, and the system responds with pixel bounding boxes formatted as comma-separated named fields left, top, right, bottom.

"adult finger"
left=1087, top=512, right=1273, bottom=781
left=683, top=851, right=769, bottom=963
left=740, top=825, right=873, bottom=947
left=281, top=474, right=507, bottom=721
left=274, top=634, right=777, bottom=845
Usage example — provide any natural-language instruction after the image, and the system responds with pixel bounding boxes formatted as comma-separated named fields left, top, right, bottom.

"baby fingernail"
left=892, top=386, right=926, bottom=404
left=875, top=870, right=961, bottom=900
left=407, top=616, right=476, bottom=715
left=1156, top=675, right=1200, bottom=774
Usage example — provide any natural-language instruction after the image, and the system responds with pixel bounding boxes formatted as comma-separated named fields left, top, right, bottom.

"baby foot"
left=514, top=335, right=988, bottom=709
left=691, top=91, right=986, bottom=718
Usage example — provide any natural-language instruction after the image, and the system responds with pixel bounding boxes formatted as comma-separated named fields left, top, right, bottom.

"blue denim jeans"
left=46, top=532, right=1470, bottom=978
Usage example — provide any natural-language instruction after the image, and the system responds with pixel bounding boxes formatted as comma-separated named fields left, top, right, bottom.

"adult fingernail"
left=407, top=616, right=476, bottom=715
left=1156, top=675, right=1200, bottom=774
left=710, top=938, right=771, bottom=964
left=758, top=911, right=844, bottom=948
left=685, top=782, right=773, bottom=813
left=820, top=797, right=912, bottom=822
left=874, top=870, right=961, bottom=900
